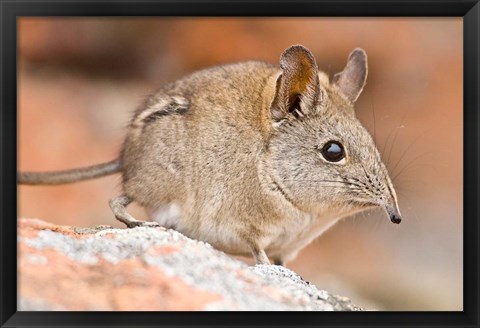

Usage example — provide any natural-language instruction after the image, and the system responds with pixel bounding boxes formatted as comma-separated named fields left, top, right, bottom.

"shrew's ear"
left=270, top=45, right=320, bottom=121
left=333, top=48, right=368, bottom=103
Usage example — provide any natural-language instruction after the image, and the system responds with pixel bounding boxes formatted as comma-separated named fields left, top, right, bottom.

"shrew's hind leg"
left=109, top=194, right=161, bottom=228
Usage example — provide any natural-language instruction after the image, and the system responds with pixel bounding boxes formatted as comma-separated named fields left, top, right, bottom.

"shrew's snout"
left=379, top=172, right=401, bottom=224
left=384, top=205, right=402, bottom=224
left=389, top=212, right=401, bottom=224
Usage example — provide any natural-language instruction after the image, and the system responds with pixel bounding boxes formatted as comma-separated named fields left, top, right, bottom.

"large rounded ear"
left=270, top=45, right=320, bottom=121
left=333, top=48, right=368, bottom=103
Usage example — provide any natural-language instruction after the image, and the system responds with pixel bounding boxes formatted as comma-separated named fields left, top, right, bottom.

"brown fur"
left=18, top=45, right=401, bottom=265
left=120, top=45, right=401, bottom=264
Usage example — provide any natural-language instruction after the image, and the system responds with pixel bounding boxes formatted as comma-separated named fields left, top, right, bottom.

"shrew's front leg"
left=250, top=245, right=271, bottom=265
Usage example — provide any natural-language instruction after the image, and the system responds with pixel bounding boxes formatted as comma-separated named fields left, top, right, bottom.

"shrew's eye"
left=321, top=141, right=345, bottom=162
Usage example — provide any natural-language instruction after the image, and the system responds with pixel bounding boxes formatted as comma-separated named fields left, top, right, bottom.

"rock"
left=18, top=218, right=364, bottom=311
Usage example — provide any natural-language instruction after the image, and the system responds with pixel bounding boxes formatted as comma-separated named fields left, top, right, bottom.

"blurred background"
left=17, top=18, right=463, bottom=311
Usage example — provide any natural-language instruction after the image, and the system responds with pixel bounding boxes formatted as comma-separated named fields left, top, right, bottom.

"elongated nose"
left=389, top=212, right=401, bottom=224
left=384, top=205, right=402, bottom=224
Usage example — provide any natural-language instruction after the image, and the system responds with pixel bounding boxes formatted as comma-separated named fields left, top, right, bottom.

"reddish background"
left=18, top=18, right=463, bottom=310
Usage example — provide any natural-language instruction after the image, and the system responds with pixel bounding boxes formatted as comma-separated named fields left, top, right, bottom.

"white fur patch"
left=318, top=71, right=330, bottom=85
left=148, top=203, right=182, bottom=229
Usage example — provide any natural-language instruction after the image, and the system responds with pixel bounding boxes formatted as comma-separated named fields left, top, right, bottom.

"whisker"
left=382, top=109, right=408, bottom=166
left=388, top=115, right=448, bottom=180
left=359, top=162, right=374, bottom=186
left=392, top=151, right=432, bottom=182
left=283, top=179, right=348, bottom=184
left=389, top=130, right=431, bottom=177
left=295, top=185, right=369, bottom=197
left=290, top=184, right=360, bottom=191
left=369, top=89, right=377, bottom=145
left=386, top=122, right=405, bottom=167
left=307, top=186, right=363, bottom=192
left=381, top=125, right=396, bottom=162
left=283, top=179, right=365, bottom=190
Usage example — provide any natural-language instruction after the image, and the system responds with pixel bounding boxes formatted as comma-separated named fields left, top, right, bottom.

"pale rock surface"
left=18, top=218, right=363, bottom=311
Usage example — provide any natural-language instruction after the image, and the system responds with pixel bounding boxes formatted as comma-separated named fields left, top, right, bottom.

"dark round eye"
left=321, top=141, right=345, bottom=162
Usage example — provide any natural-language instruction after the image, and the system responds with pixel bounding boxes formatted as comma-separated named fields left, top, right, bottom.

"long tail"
left=18, top=159, right=122, bottom=185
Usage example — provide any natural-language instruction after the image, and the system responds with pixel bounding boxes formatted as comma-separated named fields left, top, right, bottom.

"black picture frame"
left=1, top=0, right=478, bottom=327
